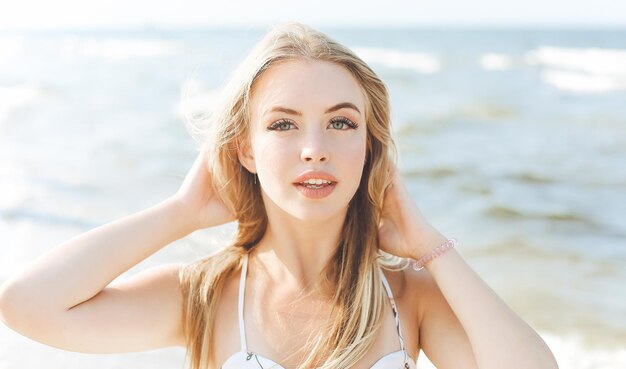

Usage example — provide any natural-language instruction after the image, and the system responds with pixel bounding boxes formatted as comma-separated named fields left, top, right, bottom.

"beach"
left=0, top=27, right=625, bottom=368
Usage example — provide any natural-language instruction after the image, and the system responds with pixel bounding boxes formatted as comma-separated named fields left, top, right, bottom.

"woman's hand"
left=377, top=163, right=447, bottom=260
left=172, top=150, right=236, bottom=231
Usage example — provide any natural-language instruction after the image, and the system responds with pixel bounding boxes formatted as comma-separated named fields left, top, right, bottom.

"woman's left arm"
left=411, top=230, right=559, bottom=369
left=378, top=164, right=559, bottom=369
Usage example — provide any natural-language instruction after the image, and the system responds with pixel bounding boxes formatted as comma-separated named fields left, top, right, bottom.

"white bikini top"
left=220, top=253, right=416, bottom=369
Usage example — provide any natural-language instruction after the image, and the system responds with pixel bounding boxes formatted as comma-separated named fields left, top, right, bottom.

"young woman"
left=0, top=22, right=558, bottom=369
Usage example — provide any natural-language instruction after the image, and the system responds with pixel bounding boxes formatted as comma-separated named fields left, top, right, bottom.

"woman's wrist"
left=409, top=227, right=449, bottom=260
left=165, top=196, right=201, bottom=235
left=411, top=238, right=457, bottom=270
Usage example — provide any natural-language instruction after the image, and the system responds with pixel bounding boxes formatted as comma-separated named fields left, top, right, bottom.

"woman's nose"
left=301, top=147, right=328, bottom=162
left=300, top=137, right=329, bottom=163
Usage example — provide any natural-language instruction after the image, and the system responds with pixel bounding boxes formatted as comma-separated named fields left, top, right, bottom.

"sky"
left=0, top=0, right=624, bottom=30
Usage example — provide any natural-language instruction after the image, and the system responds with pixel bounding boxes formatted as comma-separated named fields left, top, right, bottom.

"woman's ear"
left=237, top=140, right=257, bottom=174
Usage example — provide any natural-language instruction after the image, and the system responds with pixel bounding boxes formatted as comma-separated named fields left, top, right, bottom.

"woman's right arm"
left=0, top=150, right=234, bottom=353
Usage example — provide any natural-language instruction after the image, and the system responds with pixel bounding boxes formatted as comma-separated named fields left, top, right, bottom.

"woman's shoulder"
left=381, top=264, right=441, bottom=318
left=380, top=264, right=440, bottom=356
left=382, top=262, right=438, bottom=293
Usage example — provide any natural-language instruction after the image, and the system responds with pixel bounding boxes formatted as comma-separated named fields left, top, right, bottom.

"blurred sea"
left=0, top=26, right=625, bottom=369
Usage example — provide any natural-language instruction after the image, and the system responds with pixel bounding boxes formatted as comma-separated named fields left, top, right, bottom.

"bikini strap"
left=238, top=253, right=249, bottom=351
left=379, top=268, right=409, bottom=363
left=240, top=258, right=406, bottom=362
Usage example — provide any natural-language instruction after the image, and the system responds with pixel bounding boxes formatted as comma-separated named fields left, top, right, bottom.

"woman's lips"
left=293, top=170, right=338, bottom=183
left=293, top=182, right=337, bottom=199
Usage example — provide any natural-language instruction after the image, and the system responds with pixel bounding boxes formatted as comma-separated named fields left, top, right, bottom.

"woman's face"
left=240, top=59, right=368, bottom=221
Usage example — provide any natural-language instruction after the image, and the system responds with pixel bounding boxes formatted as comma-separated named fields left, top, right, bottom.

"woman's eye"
left=268, top=120, right=296, bottom=131
left=268, top=117, right=358, bottom=131
left=329, top=117, right=359, bottom=130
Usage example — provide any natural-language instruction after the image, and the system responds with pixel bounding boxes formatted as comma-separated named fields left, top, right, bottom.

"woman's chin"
left=289, top=205, right=348, bottom=223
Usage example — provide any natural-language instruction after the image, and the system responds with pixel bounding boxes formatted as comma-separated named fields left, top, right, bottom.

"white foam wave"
left=480, top=52, right=512, bottom=70
left=415, top=332, right=626, bottom=369
left=540, top=68, right=625, bottom=93
left=544, top=333, right=626, bottom=369
left=0, top=36, right=24, bottom=61
left=351, top=47, right=441, bottom=74
left=62, top=36, right=182, bottom=61
left=526, top=46, right=626, bottom=93
left=0, top=83, right=45, bottom=124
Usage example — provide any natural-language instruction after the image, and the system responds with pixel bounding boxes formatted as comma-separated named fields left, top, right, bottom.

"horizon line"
left=1, top=22, right=626, bottom=33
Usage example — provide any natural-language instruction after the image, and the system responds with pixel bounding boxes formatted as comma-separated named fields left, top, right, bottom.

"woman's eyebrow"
left=265, top=102, right=361, bottom=117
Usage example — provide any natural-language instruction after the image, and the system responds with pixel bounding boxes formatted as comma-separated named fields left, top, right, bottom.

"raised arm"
left=0, top=150, right=234, bottom=353
left=414, top=232, right=558, bottom=369
left=377, top=164, right=558, bottom=369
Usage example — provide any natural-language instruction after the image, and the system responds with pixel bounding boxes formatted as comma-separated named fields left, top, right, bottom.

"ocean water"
left=0, top=27, right=625, bottom=368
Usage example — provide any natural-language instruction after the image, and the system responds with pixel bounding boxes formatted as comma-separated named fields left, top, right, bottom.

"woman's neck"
left=252, top=207, right=347, bottom=295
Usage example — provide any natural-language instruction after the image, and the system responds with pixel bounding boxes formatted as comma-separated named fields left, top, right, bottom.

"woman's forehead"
left=250, top=59, right=366, bottom=118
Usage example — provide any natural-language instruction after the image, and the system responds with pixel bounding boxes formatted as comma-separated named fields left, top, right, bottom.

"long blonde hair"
left=179, top=21, right=407, bottom=369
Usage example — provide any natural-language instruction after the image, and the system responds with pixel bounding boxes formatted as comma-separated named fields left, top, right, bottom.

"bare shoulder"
left=382, top=266, right=440, bottom=324
left=406, top=267, right=444, bottom=325
left=380, top=265, right=441, bottom=358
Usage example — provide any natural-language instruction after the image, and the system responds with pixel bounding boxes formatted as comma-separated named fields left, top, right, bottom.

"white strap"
left=379, top=268, right=394, bottom=300
left=379, top=268, right=408, bottom=355
left=238, top=253, right=248, bottom=351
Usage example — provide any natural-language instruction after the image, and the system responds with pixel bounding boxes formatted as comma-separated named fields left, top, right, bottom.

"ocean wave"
left=525, top=46, right=626, bottom=93
left=404, top=167, right=459, bottom=179
left=545, top=333, right=626, bottom=369
left=540, top=68, right=626, bottom=93
left=0, top=36, right=24, bottom=61
left=416, top=332, right=626, bottom=369
left=62, top=35, right=183, bottom=61
left=351, top=47, right=441, bottom=74
left=484, top=204, right=589, bottom=223
left=0, top=83, right=46, bottom=124
left=458, top=102, right=517, bottom=120
left=480, top=52, right=513, bottom=71
left=508, top=172, right=557, bottom=184
left=0, top=208, right=97, bottom=229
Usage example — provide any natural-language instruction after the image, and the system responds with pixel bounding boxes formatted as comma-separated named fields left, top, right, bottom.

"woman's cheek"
left=342, top=136, right=367, bottom=188
left=257, top=140, right=291, bottom=182
left=339, top=135, right=367, bottom=166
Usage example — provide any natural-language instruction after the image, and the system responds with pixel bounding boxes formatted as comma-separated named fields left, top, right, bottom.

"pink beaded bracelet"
left=411, top=237, right=458, bottom=271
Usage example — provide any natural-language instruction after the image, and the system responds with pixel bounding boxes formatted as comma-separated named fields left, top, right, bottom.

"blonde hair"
left=179, top=21, right=408, bottom=369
